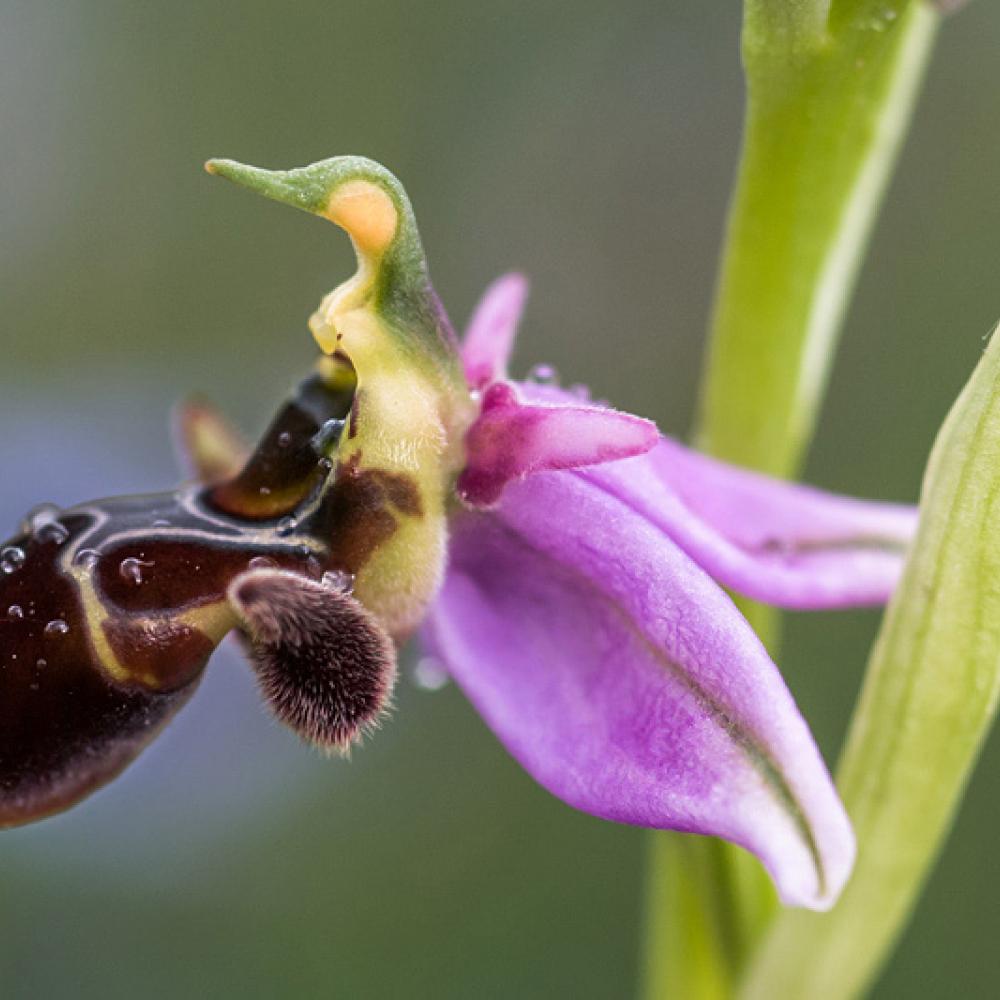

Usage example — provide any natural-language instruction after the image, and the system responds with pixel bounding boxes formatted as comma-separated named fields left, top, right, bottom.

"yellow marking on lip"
left=69, top=550, right=237, bottom=690
left=326, top=180, right=398, bottom=256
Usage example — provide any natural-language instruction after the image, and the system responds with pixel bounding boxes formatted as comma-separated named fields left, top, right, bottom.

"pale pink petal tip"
left=458, top=381, right=659, bottom=507
left=461, top=273, right=529, bottom=389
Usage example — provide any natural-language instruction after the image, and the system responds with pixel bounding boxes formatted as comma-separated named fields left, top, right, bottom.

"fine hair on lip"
left=229, top=567, right=396, bottom=752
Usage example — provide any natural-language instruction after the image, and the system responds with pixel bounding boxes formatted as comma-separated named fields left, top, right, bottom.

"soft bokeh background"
left=1, top=2, right=999, bottom=996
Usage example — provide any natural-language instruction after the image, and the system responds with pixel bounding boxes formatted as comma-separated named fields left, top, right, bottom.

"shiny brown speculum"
left=0, top=358, right=404, bottom=827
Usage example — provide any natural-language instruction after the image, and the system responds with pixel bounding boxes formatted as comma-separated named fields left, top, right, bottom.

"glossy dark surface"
left=208, top=369, right=355, bottom=519
left=0, top=361, right=382, bottom=825
left=0, top=516, right=200, bottom=827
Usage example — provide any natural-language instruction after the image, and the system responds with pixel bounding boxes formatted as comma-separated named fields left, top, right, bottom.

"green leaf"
left=645, top=4, right=940, bottom=997
left=740, top=324, right=1000, bottom=999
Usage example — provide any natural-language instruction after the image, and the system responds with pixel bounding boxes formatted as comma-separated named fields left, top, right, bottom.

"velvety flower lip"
left=420, top=274, right=919, bottom=910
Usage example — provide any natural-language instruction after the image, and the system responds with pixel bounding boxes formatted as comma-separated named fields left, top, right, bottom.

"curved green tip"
left=204, top=155, right=419, bottom=264
left=206, top=155, right=463, bottom=391
left=205, top=156, right=407, bottom=221
left=205, top=157, right=332, bottom=215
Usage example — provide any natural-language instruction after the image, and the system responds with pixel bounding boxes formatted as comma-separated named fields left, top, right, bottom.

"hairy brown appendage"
left=229, top=568, right=396, bottom=752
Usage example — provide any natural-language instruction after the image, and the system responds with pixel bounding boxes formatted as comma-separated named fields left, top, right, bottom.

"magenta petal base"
left=458, top=381, right=659, bottom=507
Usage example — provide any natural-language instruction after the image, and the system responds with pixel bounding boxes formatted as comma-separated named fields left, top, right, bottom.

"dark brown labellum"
left=0, top=358, right=409, bottom=825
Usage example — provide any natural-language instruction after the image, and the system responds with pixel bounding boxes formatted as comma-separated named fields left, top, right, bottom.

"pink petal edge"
left=461, top=273, right=529, bottom=390
left=458, top=381, right=659, bottom=507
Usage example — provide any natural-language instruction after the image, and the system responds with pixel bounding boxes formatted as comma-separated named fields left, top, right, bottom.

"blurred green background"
left=1, top=1, right=999, bottom=996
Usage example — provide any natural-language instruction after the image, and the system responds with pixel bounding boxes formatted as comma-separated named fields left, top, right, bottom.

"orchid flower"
left=0, top=156, right=917, bottom=913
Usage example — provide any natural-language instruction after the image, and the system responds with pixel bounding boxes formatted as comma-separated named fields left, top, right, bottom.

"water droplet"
left=36, top=658, right=47, bottom=670
left=322, top=569, right=356, bottom=594
left=38, top=521, right=69, bottom=545
left=21, top=502, right=60, bottom=532
left=527, top=364, right=558, bottom=386
left=44, top=619, right=69, bottom=636
left=278, top=431, right=293, bottom=448
left=119, top=557, right=151, bottom=585
left=1, top=546, right=26, bottom=574
left=413, top=657, right=450, bottom=691
left=152, top=519, right=171, bottom=528
left=276, top=516, right=298, bottom=537
left=24, top=504, right=69, bottom=545
left=260, top=487, right=272, bottom=496
left=7, top=605, right=23, bottom=620
left=248, top=555, right=277, bottom=571
left=73, top=548, right=101, bottom=570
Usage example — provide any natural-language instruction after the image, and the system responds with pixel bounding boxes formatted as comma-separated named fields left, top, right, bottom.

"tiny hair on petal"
left=229, top=568, right=397, bottom=753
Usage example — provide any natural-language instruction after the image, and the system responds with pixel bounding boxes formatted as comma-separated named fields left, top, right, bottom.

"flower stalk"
left=646, top=2, right=940, bottom=996
left=696, top=0, right=939, bottom=478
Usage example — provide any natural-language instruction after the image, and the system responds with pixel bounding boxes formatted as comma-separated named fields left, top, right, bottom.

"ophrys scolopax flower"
left=0, top=157, right=916, bottom=910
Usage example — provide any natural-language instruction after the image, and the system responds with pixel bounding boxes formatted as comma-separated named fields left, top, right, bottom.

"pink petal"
left=424, top=470, right=855, bottom=910
left=457, top=381, right=659, bottom=507
left=461, top=273, right=529, bottom=389
left=588, top=440, right=916, bottom=610
left=521, top=382, right=916, bottom=609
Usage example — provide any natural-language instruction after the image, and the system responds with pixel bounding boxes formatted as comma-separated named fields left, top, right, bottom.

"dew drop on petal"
left=44, top=619, right=69, bottom=636
left=36, top=658, right=47, bottom=669
left=39, top=522, right=69, bottom=545
left=119, top=557, right=147, bottom=585
left=25, top=504, right=69, bottom=545
left=73, top=548, right=101, bottom=570
left=152, top=519, right=171, bottom=528
left=278, top=431, right=293, bottom=448
left=322, top=569, right=356, bottom=594
left=7, top=605, right=23, bottom=620
left=527, top=364, right=558, bottom=386
left=413, top=656, right=450, bottom=691
left=1, top=546, right=26, bottom=575
left=21, top=502, right=59, bottom=532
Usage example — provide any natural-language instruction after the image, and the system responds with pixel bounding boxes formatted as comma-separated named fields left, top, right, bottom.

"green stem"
left=643, top=2, right=938, bottom=997
left=697, top=1, right=938, bottom=477
left=740, top=325, right=1000, bottom=1000
left=642, top=837, right=737, bottom=1000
